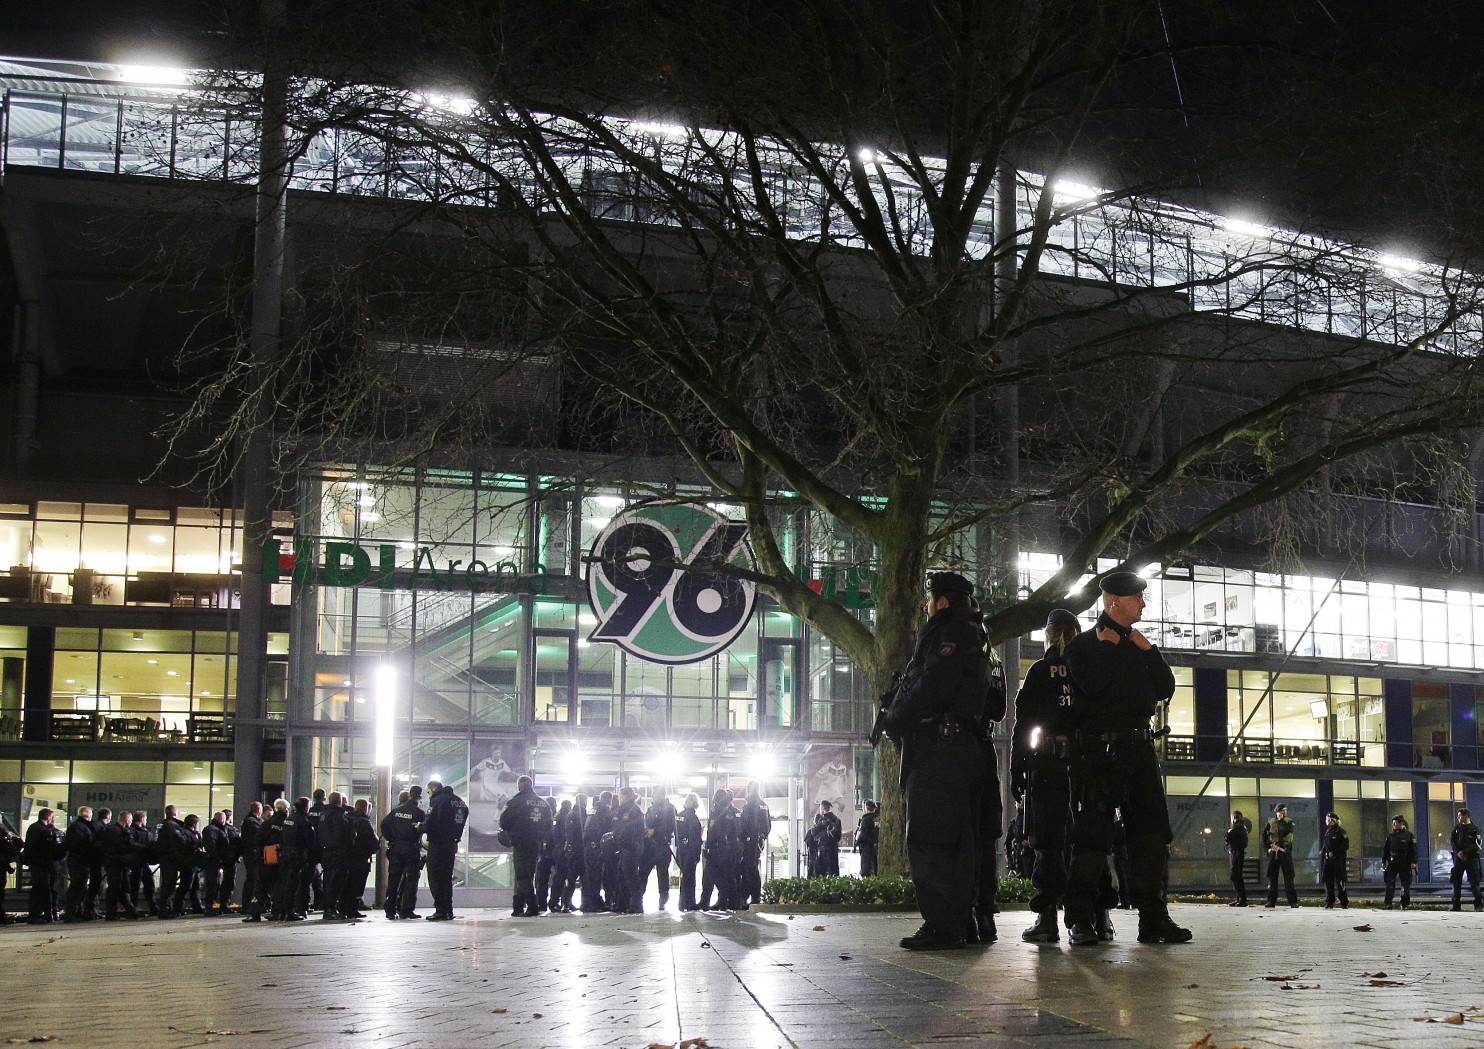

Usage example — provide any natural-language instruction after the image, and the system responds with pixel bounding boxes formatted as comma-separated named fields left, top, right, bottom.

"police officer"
left=553, top=793, right=585, bottom=913
left=1382, top=814, right=1417, bottom=909
left=675, top=793, right=703, bottom=910
left=202, top=809, right=239, bottom=915
left=1012, top=609, right=1081, bottom=944
left=380, top=785, right=425, bottom=919
left=500, top=775, right=550, bottom=917
left=97, top=809, right=138, bottom=919
left=129, top=810, right=159, bottom=917
left=881, top=571, right=991, bottom=951
left=423, top=779, right=468, bottom=921
left=699, top=788, right=738, bottom=910
left=25, top=807, right=65, bottom=923
left=1450, top=808, right=1483, bottom=911
left=63, top=805, right=98, bottom=921
left=1225, top=810, right=1250, bottom=906
left=340, top=798, right=380, bottom=919
left=155, top=805, right=188, bottom=918
left=273, top=797, right=314, bottom=921
left=304, top=787, right=330, bottom=912
left=533, top=796, right=559, bottom=913
left=610, top=786, right=647, bottom=913
left=805, top=801, right=842, bottom=877
left=969, top=616, right=1007, bottom=946
left=174, top=813, right=207, bottom=915
left=855, top=800, right=880, bottom=878
left=1063, top=571, right=1190, bottom=946
left=736, top=783, right=769, bottom=908
left=1262, top=803, right=1298, bottom=908
left=245, top=799, right=286, bottom=922
left=1320, top=812, right=1349, bottom=909
left=581, top=791, right=614, bottom=912
left=238, top=802, right=264, bottom=919
left=0, top=818, right=22, bottom=923
left=318, top=792, right=352, bottom=920
left=643, top=788, right=679, bottom=909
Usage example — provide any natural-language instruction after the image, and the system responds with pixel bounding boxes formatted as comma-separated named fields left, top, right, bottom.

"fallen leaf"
left=1414, top=1015, right=1468, bottom=1024
left=1361, top=971, right=1388, bottom=978
left=5, top=1039, right=59, bottom=1045
left=840, top=954, right=853, bottom=960
left=1280, top=984, right=1321, bottom=990
left=1353, top=924, right=1374, bottom=932
left=1186, top=1034, right=1249, bottom=1049
left=1369, top=979, right=1405, bottom=987
left=532, top=1012, right=543, bottom=1018
left=1260, top=975, right=1299, bottom=982
left=491, top=1008, right=507, bottom=1014
left=1185, top=984, right=1200, bottom=989
left=679, top=1040, right=711, bottom=1048
left=812, top=925, right=825, bottom=931
left=326, top=1006, right=346, bottom=1011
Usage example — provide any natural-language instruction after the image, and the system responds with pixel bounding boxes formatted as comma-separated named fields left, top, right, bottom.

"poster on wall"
left=803, top=745, right=856, bottom=839
left=586, top=500, right=757, bottom=665
left=74, top=783, right=166, bottom=823
left=466, top=739, right=527, bottom=850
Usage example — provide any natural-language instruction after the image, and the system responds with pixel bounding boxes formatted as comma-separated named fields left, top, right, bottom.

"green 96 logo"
left=586, top=501, right=757, bottom=665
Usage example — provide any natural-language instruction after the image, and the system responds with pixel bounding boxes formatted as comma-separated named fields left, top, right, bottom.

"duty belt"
left=1029, top=734, right=1071, bottom=759
left=1085, top=727, right=1155, bottom=744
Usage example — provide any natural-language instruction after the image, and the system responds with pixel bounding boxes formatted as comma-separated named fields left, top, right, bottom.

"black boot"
left=974, top=911, right=997, bottom=944
left=1021, top=910, right=1060, bottom=943
left=899, top=922, right=965, bottom=951
left=1136, top=907, right=1192, bottom=944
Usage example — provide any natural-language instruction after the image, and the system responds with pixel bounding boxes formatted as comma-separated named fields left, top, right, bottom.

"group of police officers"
left=881, top=568, right=1192, bottom=950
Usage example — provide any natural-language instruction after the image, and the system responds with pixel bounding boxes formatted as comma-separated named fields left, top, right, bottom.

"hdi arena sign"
left=585, top=501, right=757, bottom=665
left=262, top=537, right=549, bottom=594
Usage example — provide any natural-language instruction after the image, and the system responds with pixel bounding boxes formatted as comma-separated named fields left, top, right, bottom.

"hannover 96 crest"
left=585, top=501, right=757, bottom=665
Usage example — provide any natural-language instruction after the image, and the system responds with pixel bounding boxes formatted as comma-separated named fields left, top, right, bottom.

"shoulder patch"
left=938, top=641, right=956, bottom=656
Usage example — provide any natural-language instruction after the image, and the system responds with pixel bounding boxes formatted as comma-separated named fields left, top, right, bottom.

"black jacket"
left=612, top=799, right=646, bottom=852
left=129, top=822, right=159, bottom=864
left=855, top=811, right=879, bottom=849
left=25, top=821, right=65, bottom=868
left=499, top=789, right=551, bottom=848
left=675, top=809, right=703, bottom=865
left=1064, top=626, right=1175, bottom=735
left=1321, top=823, right=1349, bottom=859
left=1010, top=647, right=1077, bottom=787
left=737, top=796, right=768, bottom=852
left=646, top=798, right=679, bottom=854
left=424, top=789, right=469, bottom=845
left=97, top=821, right=137, bottom=864
left=156, top=816, right=188, bottom=864
left=805, top=812, right=842, bottom=854
left=380, top=801, right=426, bottom=848
left=1225, top=820, right=1249, bottom=855
left=203, top=820, right=237, bottom=864
left=703, top=807, right=738, bottom=865
left=1453, top=821, right=1483, bottom=861
left=582, top=802, right=612, bottom=852
left=64, top=817, right=96, bottom=863
left=240, top=813, right=264, bottom=857
left=280, top=809, right=315, bottom=853
left=347, top=812, right=380, bottom=861
left=320, top=807, right=352, bottom=853
left=1383, top=827, right=1418, bottom=867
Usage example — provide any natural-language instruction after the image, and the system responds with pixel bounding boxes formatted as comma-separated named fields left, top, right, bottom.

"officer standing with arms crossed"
left=1063, top=571, right=1191, bottom=946
left=1012, top=609, right=1081, bottom=943
left=380, top=784, right=425, bottom=919
left=880, top=571, right=991, bottom=951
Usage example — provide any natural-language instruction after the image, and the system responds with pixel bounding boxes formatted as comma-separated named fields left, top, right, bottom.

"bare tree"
left=154, top=0, right=1484, bottom=874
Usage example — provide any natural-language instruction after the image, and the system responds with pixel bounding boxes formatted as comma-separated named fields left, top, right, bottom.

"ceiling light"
left=147, top=535, right=167, bottom=545
left=118, top=65, right=190, bottom=86
left=166, top=670, right=178, bottom=676
left=147, top=659, right=158, bottom=665
left=1221, top=216, right=1271, bottom=239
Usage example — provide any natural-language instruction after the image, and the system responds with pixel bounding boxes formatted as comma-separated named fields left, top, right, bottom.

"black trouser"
left=810, top=848, right=839, bottom=877
left=1065, top=740, right=1172, bottom=927
left=700, top=850, right=736, bottom=908
left=129, top=863, right=158, bottom=914
left=320, top=850, right=348, bottom=914
left=859, top=844, right=878, bottom=878
left=533, top=853, right=556, bottom=908
left=616, top=845, right=644, bottom=912
left=245, top=857, right=272, bottom=917
left=1266, top=849, right=1297, bottom=906
left=1026, top=763, right=1071, bottom=914
left=677, top=858, right=699, bottom=909
left=1384, top=862, right=1413, bottom=907
left=203, top=860, right=236, bottom=910
left=511, top=842, right=538, bottom=911
left=340, top=857, right=372, bottom=914
left=581, top=844, right=606, bottom=910
left=175, top=866, right=204, bottom=913
left=426, top=839, right=457, bottom=916
left=104, top=859, right=135, bottom=916
left=65, top=857, right=93, bottom=918
left=385, top=845, right=421, bottom=916
left=554, top=855, right=579, bottom=906
left=1229, top=850, right=1247, bottom=902
left=29, top=862, right=62, bottom=920
left=1451, top=857, right=1482, bottom=908
left=736, top=847, right=761, bottom=904
left=157, top=860, right=182, bottom=916
left=641, top=847, right=673, bottom=906
left=1323, top=855, right=1348, bottom=906
left=271, top=851, right=304, bottom=918
left=241, top=857, right=260, bottom=913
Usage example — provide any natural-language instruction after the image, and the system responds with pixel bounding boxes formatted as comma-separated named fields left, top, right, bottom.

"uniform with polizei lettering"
left=380, top=790, right=426, bottom=919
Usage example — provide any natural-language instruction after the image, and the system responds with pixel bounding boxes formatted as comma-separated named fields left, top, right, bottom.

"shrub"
left=761, top=871, right=1034, bottom=907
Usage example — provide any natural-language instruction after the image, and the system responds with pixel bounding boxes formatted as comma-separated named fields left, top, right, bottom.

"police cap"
left=1392, top=813, right=1407, bottom=824
left=1046, top=608, right=1081, bottom=632
left=1099, top=571, right=1146, bottom=596
left=926, top=571, right=974, bottom=597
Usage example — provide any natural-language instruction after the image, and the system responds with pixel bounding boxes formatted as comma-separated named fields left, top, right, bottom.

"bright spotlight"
left=374, top=664, right=395, bottom=767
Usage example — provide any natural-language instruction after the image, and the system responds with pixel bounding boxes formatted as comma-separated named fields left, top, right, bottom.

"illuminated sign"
left=262, top=538, right=548, bottom=594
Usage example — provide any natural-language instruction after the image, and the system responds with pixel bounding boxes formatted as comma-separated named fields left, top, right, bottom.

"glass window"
left=1412, top=692, right=1450, bottom=769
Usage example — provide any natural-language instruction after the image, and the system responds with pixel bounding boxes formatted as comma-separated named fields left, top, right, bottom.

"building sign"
left=262, top=537, right=548, bottom=594
left=75, top=783, right=166, bottom=820
left=586, top=501, right=756, bottom=665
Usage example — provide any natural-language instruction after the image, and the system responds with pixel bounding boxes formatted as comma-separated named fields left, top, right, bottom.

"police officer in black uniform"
left=128, top=810, right=159, bottom=917
left=1382, top=814, right=1417, bottom=909
left=340, top=798, right=380, bottom=918
left=1012, top=609, right=1081, bottom=943
left=610, top=786, right=647, bottom=913
left=500, top=775, right=550, bottom=917
left=423, top=779, right=468, bottom=920
left=1450, top=808, right=1483, bottom=911
left=98, top=809, right=139, bottom=919
left=318, top=792, right=352, bottom=920
left=26, top=808, right=65, bottom=923
left=381, top=785, right=425, bottom=919
left=1320, top=811, right=1350, bottom=909
left=736, top=783, right=769, bottom=908
left=643, top=789, right=678, bottom=909
left=1063, top=571, right=1191, bottom=946
left=855, top=800, right=880, bottom=878
left=675, top=793, right=703, bottom=910
left=581, top=792, right=614, bottom=911
left=969, top=608, right=1008, bottom=946
left=155, top=805, right=188, bottom=918
left=238, top=802, right=264, bottom=919
left=881, top=570, right=991, bottom=951
left=202, top=809, right=239, bottom=915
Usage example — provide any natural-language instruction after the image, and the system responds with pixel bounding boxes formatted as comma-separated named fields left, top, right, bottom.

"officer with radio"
left=1063, top=571, right=1190, bottom=946
left=380, top=785, right=425, bottom=920
left=423, top=780, right=468, bottom=921
left=880, top=571, right=992, bottom=951
left=1012, top=609, right=1082, bottom=943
